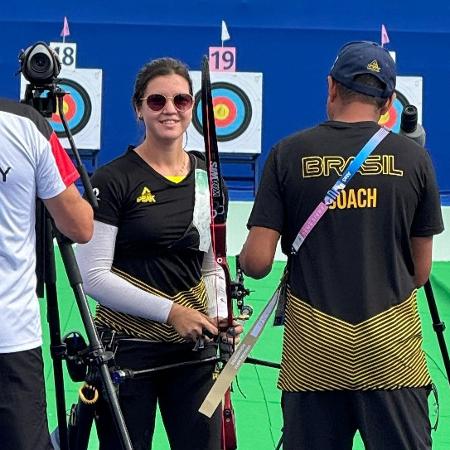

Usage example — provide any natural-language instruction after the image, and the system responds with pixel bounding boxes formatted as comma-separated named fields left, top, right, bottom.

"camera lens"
left=29, top=53, right=51, bottom=74
left=20, top=42, right=61, bottom=85
left=400, top=105, right=418, bottom=134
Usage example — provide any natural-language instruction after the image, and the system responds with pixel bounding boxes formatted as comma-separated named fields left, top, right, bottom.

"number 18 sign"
left=209, top=47, right=236, bottom=72
left=50, top=42, right=77, bottom=70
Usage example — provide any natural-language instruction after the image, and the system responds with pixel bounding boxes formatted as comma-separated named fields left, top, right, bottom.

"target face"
left=20, top=68, right=102, bottom=149
left=50, top=78, right=92, bottom=137
left=378, top=76, right=423, bottom=133
left=186, top=71, right=263, bottom=154
left=378, top=91, right=408, bottom=133
left=192, top=82, right=252, bottom=142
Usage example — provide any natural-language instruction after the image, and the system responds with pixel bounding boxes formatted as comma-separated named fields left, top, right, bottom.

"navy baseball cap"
left=330, top=41, right=396, bottom=98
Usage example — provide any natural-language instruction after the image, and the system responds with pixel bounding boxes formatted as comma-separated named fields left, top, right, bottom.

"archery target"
left=378, top=76, right=422, bottom=133
left=20, top=68, right=102, bottom=149
left=50, top=78, right=92, bottom=137
left=192, top=82, right=252, bottom=142
left=186, top=71, right=263, bottom=154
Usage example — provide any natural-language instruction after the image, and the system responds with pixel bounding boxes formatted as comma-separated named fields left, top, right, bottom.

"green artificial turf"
left=41, top=256, right=450, bottom=449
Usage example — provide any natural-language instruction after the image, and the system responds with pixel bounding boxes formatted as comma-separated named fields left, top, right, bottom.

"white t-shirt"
left=0, top=98, right=78, bottom=353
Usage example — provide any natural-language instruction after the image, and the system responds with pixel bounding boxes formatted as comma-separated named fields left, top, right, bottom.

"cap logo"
left=367, top=59, right=381, bottom=73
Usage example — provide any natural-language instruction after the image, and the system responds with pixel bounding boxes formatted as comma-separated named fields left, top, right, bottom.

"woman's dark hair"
left=336, top=74, right=388, bottom=109
left=132, top=57, right=193, bottom=109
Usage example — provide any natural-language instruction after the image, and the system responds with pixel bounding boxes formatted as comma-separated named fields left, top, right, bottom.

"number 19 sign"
left=209, top=47, right=236, bottom=72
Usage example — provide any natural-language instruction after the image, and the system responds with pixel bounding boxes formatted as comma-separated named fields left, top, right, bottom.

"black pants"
left=0, top=347, right=53, bottom=450
left=282, top=388, right=432, bottom=450
left=95, top=338, right=221, bottom=450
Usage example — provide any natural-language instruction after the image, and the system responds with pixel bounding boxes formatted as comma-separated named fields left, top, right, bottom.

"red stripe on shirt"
left=49, top=132, right=79, bottom=186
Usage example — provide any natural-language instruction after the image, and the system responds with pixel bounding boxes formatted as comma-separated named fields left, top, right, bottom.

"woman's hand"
left=167, top=303, right=218, bottom=341
left=216, top=317, right=244, bottom=345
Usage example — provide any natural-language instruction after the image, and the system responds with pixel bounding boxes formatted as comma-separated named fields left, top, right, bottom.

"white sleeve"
left=75, top=220, right=173, bottom=323
left=202, top=244, right=228, bottom=318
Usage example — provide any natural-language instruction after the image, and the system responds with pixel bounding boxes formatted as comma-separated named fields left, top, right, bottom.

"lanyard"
left=291, top=127, right=389, bottom=255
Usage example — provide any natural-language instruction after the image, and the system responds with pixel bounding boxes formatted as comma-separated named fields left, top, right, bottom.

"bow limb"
left=201, top=55, right=237, bottom=450
left=200, top=55, right=234, bottom=331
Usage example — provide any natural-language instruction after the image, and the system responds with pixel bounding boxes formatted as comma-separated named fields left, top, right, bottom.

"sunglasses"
left=141, top=93, right=194, bottom=112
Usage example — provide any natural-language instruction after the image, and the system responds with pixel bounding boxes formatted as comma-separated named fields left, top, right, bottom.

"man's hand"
left=167, top=303, right=218, bottom=341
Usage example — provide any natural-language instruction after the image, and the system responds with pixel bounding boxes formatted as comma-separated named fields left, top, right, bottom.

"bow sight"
left=231, top=256, right=253, bottom=320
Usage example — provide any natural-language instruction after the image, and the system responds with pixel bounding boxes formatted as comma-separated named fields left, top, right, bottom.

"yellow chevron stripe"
left=95, top=270, right=208, bottom=342
left=278, top=290, right=431, bottom=391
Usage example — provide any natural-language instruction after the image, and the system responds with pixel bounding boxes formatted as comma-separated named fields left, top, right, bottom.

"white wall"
left=433, top=206, right=450, bottom=261
left=227, top=202, right=450, bottom=262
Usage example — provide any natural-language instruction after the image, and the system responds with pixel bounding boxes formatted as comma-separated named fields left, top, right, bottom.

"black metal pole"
left=245, top=357, right=281, bottom=370
left=423, top=280, right=450, bottom=385
left=275, top=433, right=283, bottom=450
left=44, top=92, right=133, bottom=450
left=56, top=217, right=133, bottom=450
left=43, top=208, right=70, bottom=450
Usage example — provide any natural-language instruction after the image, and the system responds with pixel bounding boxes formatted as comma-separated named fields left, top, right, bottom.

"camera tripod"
left=28, top=86, right=133, bottom=450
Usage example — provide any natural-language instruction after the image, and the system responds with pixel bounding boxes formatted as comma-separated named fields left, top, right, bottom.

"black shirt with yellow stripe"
left=248, top=121, right=444, bottom=391
left=90, top=148, right=211, bottom=343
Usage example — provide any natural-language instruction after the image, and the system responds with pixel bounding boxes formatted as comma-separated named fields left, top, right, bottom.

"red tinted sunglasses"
left=141, top=93, right=194, bottom=112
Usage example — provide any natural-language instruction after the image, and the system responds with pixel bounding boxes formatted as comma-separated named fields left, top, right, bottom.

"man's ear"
left=327, top=76, right=337, bottom=102
left=380, top=92, right=396, bottom=116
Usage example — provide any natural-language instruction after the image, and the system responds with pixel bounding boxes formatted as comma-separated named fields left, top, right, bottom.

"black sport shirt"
left=249, top=121, right=444, bottom=391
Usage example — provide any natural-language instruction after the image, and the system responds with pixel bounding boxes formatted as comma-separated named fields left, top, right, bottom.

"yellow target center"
left=55, top=100, right=70, bottom=116
left=214, top=104, right=229, bottom=120
left=379, top=110, right=390, bottom=124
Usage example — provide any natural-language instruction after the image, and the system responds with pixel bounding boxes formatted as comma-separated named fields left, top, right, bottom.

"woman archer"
left=76, top=57, right=242, bottom=450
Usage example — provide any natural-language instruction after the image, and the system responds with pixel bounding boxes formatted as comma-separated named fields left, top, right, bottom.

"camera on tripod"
left=19, top=41, right=62, bottom=117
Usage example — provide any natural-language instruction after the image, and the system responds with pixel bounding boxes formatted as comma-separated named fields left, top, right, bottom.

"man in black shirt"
left=240, top=41, right=444, bottom=449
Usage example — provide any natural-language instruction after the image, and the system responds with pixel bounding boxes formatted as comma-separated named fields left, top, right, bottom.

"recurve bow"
left=200, top=55, right=237, bottom=450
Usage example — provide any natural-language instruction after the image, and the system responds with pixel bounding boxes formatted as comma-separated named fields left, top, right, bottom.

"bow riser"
left=210, top=223, right=233, bottom=325
left=221, top=390, right=237, bottom=450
